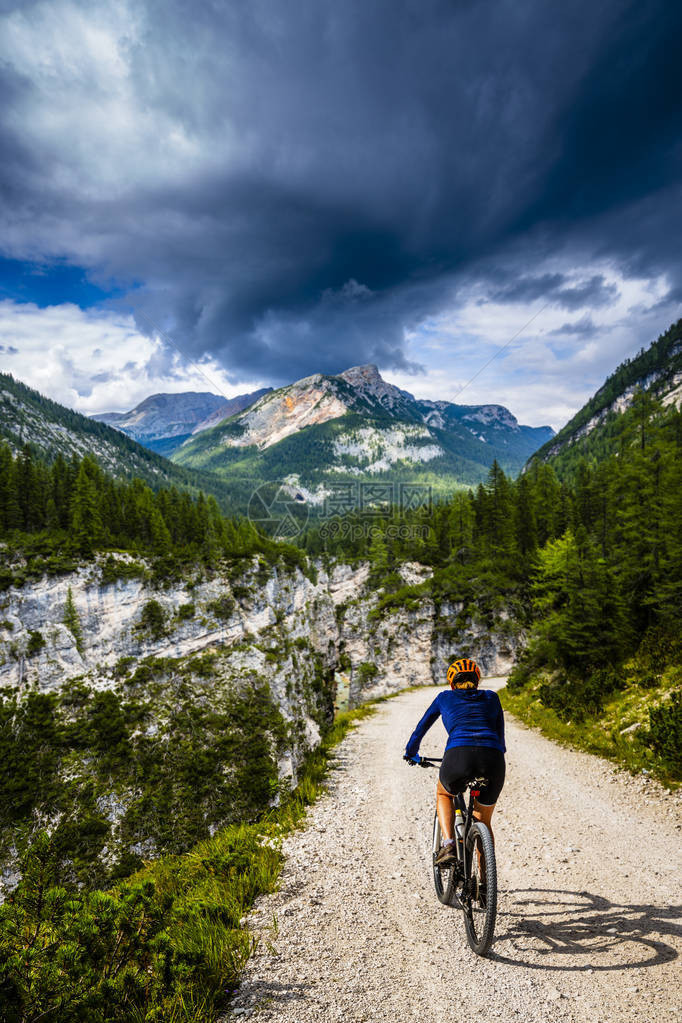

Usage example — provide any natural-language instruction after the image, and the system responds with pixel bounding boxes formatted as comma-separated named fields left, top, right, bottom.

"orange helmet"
left=446, top=658, right=481, bottom=689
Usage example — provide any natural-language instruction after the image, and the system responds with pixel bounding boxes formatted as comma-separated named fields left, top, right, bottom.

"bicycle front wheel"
left=462, top=821, right=497, bottom=956
left=431, top=812, right=456, bottom=906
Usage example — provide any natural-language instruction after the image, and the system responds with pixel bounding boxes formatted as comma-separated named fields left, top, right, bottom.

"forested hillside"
left=529, top=318, right=682, bottom=478
left=0, top=373, right=244, bottom=514
left=0, top=444, right=310, bottom=593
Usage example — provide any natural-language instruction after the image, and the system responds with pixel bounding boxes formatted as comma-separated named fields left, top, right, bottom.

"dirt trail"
left=223, top=683, right=682, bottom=1023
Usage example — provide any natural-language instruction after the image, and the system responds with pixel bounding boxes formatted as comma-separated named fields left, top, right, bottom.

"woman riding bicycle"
left=404, top=658, right=506, bottom=867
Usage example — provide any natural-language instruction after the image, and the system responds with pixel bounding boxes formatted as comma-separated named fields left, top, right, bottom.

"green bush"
left=100, top=555, right=147, bottom=586
left=207, top=594, right=235, bottom=620
left=537, top=672, right=606, bottom=723
left=113, top=655, right=136, bottom=678
left=356, top=662, right=378, bottom=685
left=26, top=630, right=45, bottom=657
left=185, top=652, right=217, bottom=678
left=632, top=671, right=661, bottom=690
left=137, top=599, right=168, bottom=640
left=507, top=658, right=533, bottom=692
left=177, top=602, right=196, bottom=620
left=648, top=691, right=682, bottom=776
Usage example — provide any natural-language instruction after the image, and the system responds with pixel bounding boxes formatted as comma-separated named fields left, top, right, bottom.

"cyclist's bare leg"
left=436, top=780, right=455, bottom=841
left=473, top=799, right=496, bottom=844
left=473, top=799, right=496, bottom=878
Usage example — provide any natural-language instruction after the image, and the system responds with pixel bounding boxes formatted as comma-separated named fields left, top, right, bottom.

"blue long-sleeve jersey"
left=405, top=688, right=506, bottom=760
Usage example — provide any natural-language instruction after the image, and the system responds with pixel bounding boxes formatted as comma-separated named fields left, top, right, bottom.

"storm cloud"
left=0, top=0, right=681, bottom=384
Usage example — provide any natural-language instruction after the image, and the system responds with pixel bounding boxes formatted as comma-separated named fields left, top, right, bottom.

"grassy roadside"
left=500, top=674, right=681, bottom=790
left=0, top=704, right=376, bottom=1023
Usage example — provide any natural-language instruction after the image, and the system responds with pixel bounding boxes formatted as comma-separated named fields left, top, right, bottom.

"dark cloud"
left=555, top=275, right=619, bottom=311
left=487, top=272, right=619, bottom=313
left=0, top=0, right=681, bottom=382
left=550, top=315, right=599, bottom=338
left=0, top=344, right=18, bottom=354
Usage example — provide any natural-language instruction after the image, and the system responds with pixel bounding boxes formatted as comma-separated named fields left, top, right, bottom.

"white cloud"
left=383, top=264, right=678, bottom=430
left=0, top=300, right=268, bottom=414
left=0, top=263, right=678, bottom=438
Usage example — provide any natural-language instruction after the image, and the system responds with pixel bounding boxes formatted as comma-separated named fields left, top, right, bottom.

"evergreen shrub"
left=137, top=600, right=168, bottom=640
left=207, top=594, right=235, bottom=620
left=648, top=692, right=682, bottom=776
left=26, top=630, right=45, bottom=657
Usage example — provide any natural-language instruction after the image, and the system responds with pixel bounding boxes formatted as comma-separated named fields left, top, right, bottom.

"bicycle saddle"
left=468, top=776, right=489, bottom=788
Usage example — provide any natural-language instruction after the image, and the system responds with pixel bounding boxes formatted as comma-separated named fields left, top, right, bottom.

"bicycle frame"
left=420, top=757, right=487, bottom=894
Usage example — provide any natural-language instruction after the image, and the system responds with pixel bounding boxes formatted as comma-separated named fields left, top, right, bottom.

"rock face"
left=0, top=557, right=517, bottom=710
left=220, top=376, right=350, bottom=450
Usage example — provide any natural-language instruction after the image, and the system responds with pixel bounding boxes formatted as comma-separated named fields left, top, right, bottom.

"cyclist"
left=403, top=658, right=506, bottom=867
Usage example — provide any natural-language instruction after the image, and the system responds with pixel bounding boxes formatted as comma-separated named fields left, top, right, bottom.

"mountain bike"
left=419, top=756, right=498, bottom=956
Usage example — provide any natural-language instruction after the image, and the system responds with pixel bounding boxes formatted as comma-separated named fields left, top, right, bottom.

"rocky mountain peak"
left=337, top=364, right=416, bottom=408
left=461, top=404, right=519, bottom=430
left=93, top=388, right=270, bottom=455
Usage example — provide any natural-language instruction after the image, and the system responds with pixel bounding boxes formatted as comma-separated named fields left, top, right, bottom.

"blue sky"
left=0, top=0, right=680, bottom=428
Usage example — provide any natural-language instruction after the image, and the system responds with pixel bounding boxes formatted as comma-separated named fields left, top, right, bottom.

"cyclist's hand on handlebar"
left=403, top=754, right=421, bottom=766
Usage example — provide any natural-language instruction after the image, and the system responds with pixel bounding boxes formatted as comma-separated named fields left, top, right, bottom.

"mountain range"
left=5, top=319, right=682, bottom=516
left=1, top=365, right=552, bottom=515
left=92, top=388, right=271, bottom=456
left=153, top=364, right=555, bottom=501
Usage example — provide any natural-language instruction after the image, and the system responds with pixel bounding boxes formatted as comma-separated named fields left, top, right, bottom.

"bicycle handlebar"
left=403, top=755, right=442, bottom=767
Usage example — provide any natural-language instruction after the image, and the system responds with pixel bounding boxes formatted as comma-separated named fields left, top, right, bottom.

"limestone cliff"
left=0, top=555, right=518, bottom=892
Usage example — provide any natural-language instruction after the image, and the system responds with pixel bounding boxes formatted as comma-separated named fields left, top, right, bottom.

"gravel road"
left=223, top=682, right=682, bottom=1023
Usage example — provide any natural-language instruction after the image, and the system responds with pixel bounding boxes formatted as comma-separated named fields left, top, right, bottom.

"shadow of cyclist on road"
left=491, top=888, right=681, bottom=971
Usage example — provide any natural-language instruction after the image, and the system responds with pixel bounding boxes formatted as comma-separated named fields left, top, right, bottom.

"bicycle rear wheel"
left=431, top=812, right=456, bottom=905
left=462, top=821, right=497, bottom=956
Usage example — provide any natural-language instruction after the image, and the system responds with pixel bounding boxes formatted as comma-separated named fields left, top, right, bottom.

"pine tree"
left=514, top=474, right=537, bottom=558
left=486, top=460, right=514, bottom=557
left=368, top=527, right=389, bottom=582
left=71, top=457, right=103, bottom=553
left=63, top=586, right=84, bottom=654
left=531, top=462, right=561, bottom=545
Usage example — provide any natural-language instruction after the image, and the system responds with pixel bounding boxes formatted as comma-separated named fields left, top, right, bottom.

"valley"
left=0, top=319, right=681, bottom=1022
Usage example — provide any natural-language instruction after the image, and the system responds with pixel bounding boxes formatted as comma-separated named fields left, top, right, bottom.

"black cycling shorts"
left=439, top=746, right=505, bottom=806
